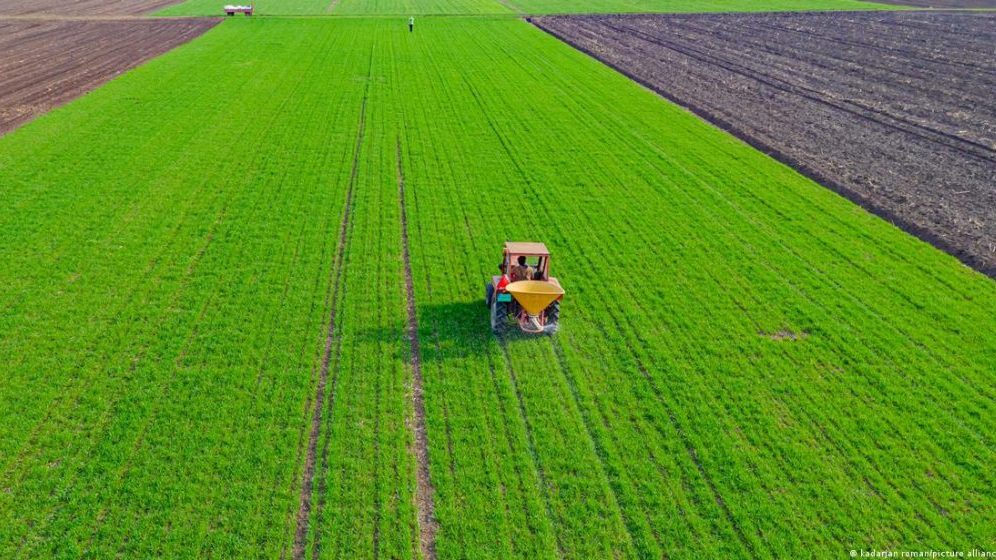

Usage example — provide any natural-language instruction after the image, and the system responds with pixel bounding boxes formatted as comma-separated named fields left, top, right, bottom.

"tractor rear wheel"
left=485, top=282, right=495, bottom=307
left=543, top=300, right=561, bottom=335
left=491, top=300, right=510, bottom=335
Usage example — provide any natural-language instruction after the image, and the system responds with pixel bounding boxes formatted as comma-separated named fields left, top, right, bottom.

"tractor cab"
left=486, top=242, right=564, bottom=335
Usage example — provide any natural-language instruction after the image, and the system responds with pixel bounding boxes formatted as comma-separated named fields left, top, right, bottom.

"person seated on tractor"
left=511, top=256, right=534, bottom=282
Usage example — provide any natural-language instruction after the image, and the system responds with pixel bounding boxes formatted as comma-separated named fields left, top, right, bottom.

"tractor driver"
left=510, top=256, right=534, bottom=282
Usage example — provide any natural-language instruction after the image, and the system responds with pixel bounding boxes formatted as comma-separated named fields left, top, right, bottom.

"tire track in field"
left=292, top=86, right=371, bottom=560
left=396, top=140, right=438, bottom=560
left=297, top=37, right=376, bottom=560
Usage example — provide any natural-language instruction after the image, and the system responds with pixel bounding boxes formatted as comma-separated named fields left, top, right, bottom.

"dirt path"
left=396, top=140, right=438, bottom=560
left=868, top=0, right=996, bottom=6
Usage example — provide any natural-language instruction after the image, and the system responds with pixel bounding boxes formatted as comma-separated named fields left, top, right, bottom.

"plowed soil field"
left=535, top=12, right=996, bottom=275
left=0, top=19, right=217, bottom=136
left=870, top=0, right=996, bottom=7
left=0, top=0, right=180, bottom=16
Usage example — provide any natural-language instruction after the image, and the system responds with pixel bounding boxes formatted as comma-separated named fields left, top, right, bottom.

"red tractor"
left=485, top=242, right=564, bottom=335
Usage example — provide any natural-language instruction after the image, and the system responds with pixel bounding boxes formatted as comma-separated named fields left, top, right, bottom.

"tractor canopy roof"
left=504, top=242, right=549, bottom=256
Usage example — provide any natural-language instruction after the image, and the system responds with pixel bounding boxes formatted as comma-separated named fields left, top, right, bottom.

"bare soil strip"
left=0, top=0, right=181, bottom=16
left=867, top=0, right=996, bottom=7
left=292, top=94, right=369, bottom=560
left=534, top=12, right=996, bottom=276
left=396, top=140, right=438, bottom=560
left=0, top=19, right=217, bottom=138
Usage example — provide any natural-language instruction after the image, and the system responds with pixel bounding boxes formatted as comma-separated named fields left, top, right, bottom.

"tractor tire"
left=485, top=282, right=495, bottom=307
left=491, top=300, right=510, bottom=335
left=543, top=300, right=561, bottom=335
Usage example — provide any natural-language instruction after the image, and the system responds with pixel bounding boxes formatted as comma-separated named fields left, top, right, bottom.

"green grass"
left=154, top=0, right=513, bottom=16
left=1, top=15, right=994, bottom=560
left=332, top=0, right=512, bottom=15
left=0, top=19, right=415, bottom=559
left=156, top=0, right=336, bottom=16
left=155, top=0, right=899, bottom=16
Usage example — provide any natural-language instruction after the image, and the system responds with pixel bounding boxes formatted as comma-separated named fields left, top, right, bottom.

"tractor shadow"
left=358, top=299, right=539, bottom=365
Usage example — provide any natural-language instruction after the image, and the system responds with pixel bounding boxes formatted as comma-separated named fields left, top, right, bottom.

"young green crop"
left=379, top=17, right=996, bottom=558
left=0, top=19, right=415, bottom=559
left=156, top=0, right=334, bottom=16
left=0, top=15, right=993, bottom=560
left=156, top=0, right=900, bottom=16
left=154, top=0, right=512, bottom=15
left=332, top=0, right=511, bottom=15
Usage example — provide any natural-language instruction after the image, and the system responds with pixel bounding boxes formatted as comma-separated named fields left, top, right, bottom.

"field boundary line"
left=396, top=139, right=439, bottom=560
left=292, top=82, right=370, bottom=560
left=530, top=18, right=996, bottom=278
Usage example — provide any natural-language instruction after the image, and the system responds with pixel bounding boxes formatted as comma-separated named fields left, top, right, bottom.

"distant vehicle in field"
left=223, top=4, right=253, bottom=15
left=485, top=242, right=564, bottom=335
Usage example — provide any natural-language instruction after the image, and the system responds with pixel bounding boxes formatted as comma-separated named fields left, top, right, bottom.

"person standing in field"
left=409, top=16, right=414, bottom=32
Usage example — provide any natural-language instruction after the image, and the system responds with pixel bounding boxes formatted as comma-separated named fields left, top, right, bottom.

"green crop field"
left=332, top=0, right=511, bottom=15
left=155, top=0, right=897, bottom=16
left=1, top=10, right=993, bottom=560
left=156, top=0, right=334, bottom=15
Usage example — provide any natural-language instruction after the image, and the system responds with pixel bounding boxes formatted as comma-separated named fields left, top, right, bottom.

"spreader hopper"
left=505, top=281, right=564, bottom=315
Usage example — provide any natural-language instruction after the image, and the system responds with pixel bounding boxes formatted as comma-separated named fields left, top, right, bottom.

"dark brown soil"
left=396, top=140, right=438, bottom=560
left=0, top=19, right=217, bottom=137
left=535, top=12, right=996, bottom=276
left=0, top=0, right=180, bottom=16
left=869, top=0, right=996, bottom=7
